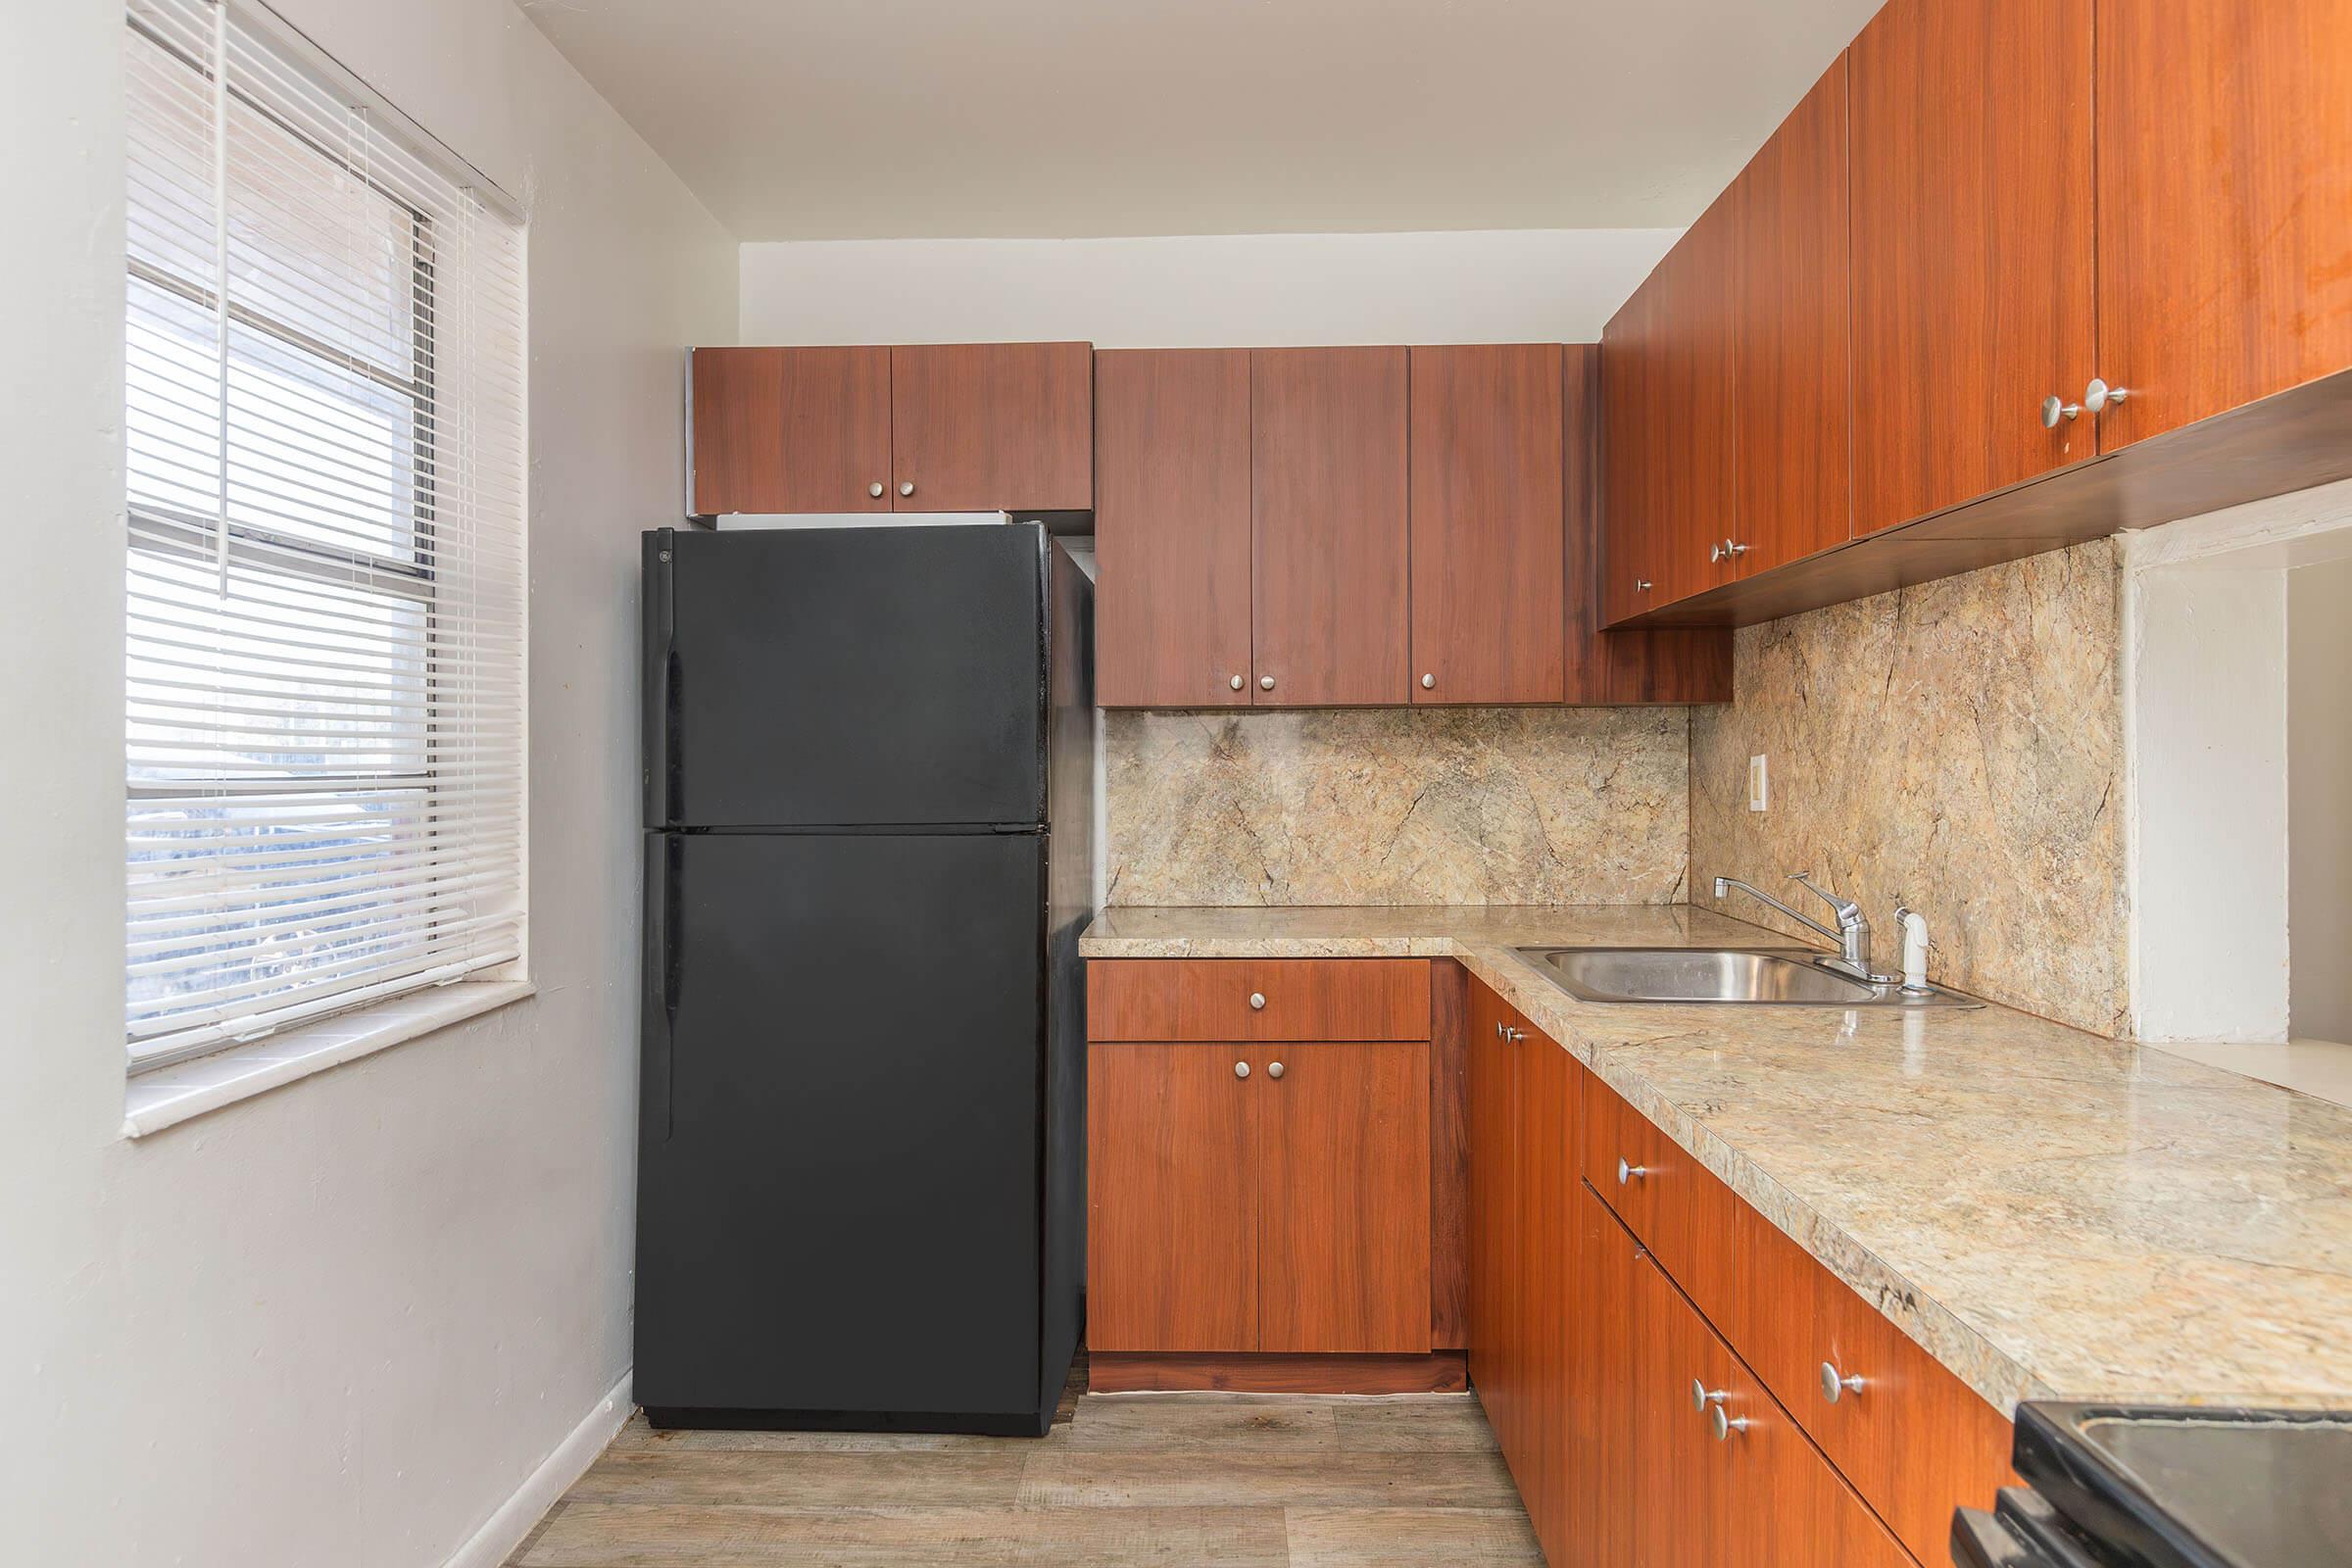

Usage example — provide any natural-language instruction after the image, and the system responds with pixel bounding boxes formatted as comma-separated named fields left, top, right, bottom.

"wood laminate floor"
left=507, top=1362, right=1540, bottom=1566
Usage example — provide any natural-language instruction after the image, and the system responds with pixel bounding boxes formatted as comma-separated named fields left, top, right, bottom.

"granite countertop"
left=1080, top=905, right=2352, bottom=1418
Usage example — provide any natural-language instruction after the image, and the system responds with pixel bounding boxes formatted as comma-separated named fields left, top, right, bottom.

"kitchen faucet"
left=1712, top=872, right=1887, bottom=983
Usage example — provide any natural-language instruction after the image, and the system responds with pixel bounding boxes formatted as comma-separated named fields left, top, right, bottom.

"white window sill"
left=122, top=978, right=536, bottom=1138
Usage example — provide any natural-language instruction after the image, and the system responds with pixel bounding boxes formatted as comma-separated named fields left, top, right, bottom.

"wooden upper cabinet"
left=1250, top=348, right=1411, bottom=707
left=1599, top=271, right=1665, bottom=628
left=1731, top=54, right=1853, bottom=573
left=1656, top=199, right=1740, bottom=602
left=2093, top=0, right=2352, bottom=449
left=1408, top=346, right=1567, bottom=704
left=889, top=342, right=1092, bottom=512
left=1256, top=1041, right=1432, bottom=1354
left=691, top=347, right=891, bottom=514
left=1849, top=0, right=2095, bottom=535
left=1093, top=350, right=1253, bottom=707
left=1086, top=1042, right=1260, bottom=1352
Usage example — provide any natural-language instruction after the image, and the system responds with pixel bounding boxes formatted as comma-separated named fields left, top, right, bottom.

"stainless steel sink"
left=1515, top=946, right=1983, bottom=1007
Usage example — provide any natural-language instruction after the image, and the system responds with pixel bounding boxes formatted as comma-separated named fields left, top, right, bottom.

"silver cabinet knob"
left=1229, top=674, right=1245, bottom=691
left=1248, top=992, right=1266, bottom=1010
left=1724, top=539, right=1749, bottom=557
left=1711, top=1406, right=1751, bottom=1441
left=1691, top=1380, right=1728, bottom=1411
left=1421, top=673, right=1436, bottom=689
left=899, top=480, right=915, bottom=497
left=2084, top=377, right=2132, bottom=414
left=1636, top=578, right=1652, bottom=592
left=1617, top=1157, right=1648, bottom=1185
left=1233, top=1060, right=1250, bottom=1079
left=1710, top=541, right=1727, bottom=564
left=1502, top=1026, right=1526, bottom=1044
left=1820, top=1361, right=1865, bottom=1402
left=1494, top=1020, right=1506, bottom=1039
left=868, top=481, right=885, bottom=498
left=1258, top=674, right=1275, bottom=691
left=1267, top=1060, right=1284, bottom=1079
left=2041, top=394, right=2083, bottom=428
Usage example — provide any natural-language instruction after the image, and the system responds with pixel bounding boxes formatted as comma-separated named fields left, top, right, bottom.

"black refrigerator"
left=636, top=520, right=1093, bottom=1437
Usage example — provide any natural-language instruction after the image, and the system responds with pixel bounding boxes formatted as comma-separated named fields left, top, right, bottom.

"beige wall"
left=1690, top=541, right=2130, bottom=1036
left=1105, top=708, right=1690, bottom=906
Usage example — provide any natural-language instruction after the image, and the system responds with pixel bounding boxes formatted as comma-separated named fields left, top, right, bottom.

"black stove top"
left=1954, top=1402, right=2352, bottom=1568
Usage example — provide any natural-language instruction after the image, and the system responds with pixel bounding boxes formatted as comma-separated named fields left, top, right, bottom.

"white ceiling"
left=517, top=0, right=1882, bottom=242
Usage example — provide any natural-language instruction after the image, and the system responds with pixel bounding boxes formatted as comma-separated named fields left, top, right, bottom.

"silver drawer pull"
left=1711, top=1406, right=1750, bottom=1441
left=1820, top=1361, right=1866, bottom=1402
left=1691, top=1380, right=1728, bottom=1412
left=1617, top=1158, right=1648, bottom=1185
left=1233, top=1060, right=1250, bottom=1079
left=1248, top=992, right=1266, bottom=1010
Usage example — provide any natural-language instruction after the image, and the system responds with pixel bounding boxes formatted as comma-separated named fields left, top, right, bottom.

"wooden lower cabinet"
left=1470, top=976, right=2006, bottom=1566
left=1088, top=1038, right=1431, bottom=1360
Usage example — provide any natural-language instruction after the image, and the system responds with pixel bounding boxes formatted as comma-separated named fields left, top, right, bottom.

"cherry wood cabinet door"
left=1654, top=199, right=1740, bottom=605
left=1408, top=346, right=1566, bottom=704
left=1086, top=1043, right=1258, bottom=1352
left=1599, top=271, right=1668, bottom=627
left=1257, top=1042, right=1432, bottom=1354
left=1731, top=54, right=1854, bottom=573
left=691, top=347, right=892, bottom=515
left=2094, top=0, right=2352, bottom=449
left=1093, top=349, right=1253, bottom=708
left=889, top=342, right=1092, bottom=512
left=1515, top=1027, right=1579, bottom=1563
left=1563, top=1181, right=1643, bottom=1568
left=1250, top=348, right=1411, bottom=707
left=1466, top=985, right=1521, bottom=1455
left=1849, top=0, right=2095, bottom=534
left=1632, top=1249, right=1731, bottom=1567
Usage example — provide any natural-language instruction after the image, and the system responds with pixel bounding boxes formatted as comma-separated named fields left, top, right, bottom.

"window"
left=123, top=0, right=525, bottom=1072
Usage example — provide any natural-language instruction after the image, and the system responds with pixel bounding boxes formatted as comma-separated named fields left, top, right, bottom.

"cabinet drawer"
left=1579, top=1071, right=1733, bottom=1301
left=1088, top=958, right=1431, bottom=1042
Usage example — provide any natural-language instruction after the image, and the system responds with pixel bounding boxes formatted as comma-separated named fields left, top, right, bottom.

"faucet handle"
left=1788, top=871, right=1862, bottom=925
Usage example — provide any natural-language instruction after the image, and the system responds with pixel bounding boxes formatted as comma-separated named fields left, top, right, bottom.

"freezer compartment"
left=643, top=524, right=1049, bottom=830
left=636, top=830, right=1054, bottom=1424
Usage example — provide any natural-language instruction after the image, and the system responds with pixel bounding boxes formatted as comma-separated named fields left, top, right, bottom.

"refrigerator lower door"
left=637, top=830, right=1049, bottom=1430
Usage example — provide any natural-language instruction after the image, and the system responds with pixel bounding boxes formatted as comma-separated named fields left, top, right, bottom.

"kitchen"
left=8, top=0, right=2349, bottom=1564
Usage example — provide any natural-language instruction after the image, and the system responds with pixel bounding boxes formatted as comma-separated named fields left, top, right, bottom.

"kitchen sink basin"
left=1515, top=946, right=1983, bottom=1007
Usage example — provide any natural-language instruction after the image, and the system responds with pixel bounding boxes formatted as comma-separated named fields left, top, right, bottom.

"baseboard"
left=1090, top=1350, right=1468, bottom=1395
left=443, top=1369, right=632, bottom=1568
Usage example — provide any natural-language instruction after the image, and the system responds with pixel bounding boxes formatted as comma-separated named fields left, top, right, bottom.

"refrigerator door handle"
left=643, top=835, right=680, bottom=1142
left=642, top=530, right=679, bottom=827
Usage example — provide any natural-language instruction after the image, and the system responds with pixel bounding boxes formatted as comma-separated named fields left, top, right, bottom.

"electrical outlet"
left=1747, top=755, right=1769, bottom=812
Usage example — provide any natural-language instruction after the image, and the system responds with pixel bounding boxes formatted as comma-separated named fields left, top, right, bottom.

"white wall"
left=2290, top=556, right=2352, bottom=1044
left=739, top=228, right=1680, bottom=346
left=0, top=3, right=735, bottom=1564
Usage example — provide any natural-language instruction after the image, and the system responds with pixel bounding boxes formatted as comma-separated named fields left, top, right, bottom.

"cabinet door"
left=1731, top=55, right=1853, bottom=572
left=1466, top=985, right=1521, bottom=1449
left=1408, top=346, right=1566, bottom=704
left=690, top=347, right=891, bottom=514
left=1087, top=1042, right=1258, bottom=1351
left=1258, top=1041, right=1432, bottom=1353
left=1850, top=0, right=2095, bottom=534
left=1654, top=199, right=1740, bottom=605
left=1599, top=271, right=1666, bottom=627
left=890, top=342, right=1092, bottom=512
left=1563, top=1182, right=1643, bottom=1568
left=1093, top=350, right=1253, bottom=707
left=1515, top=1026, right=1578, bottom=1562
left=1250, top=348, right=1411, bottom=707
left=2094, top=0, right=2352, bottom=448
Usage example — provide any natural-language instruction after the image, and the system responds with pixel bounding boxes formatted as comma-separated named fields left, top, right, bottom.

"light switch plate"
left=1748, top=755, right=1769, bottom=812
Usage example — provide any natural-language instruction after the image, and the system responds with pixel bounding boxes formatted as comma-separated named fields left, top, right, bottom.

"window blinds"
left=124, top=0, right=526, bottom=1070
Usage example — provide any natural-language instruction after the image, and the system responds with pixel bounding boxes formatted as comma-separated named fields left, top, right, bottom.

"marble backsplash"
left=1105, top=707, right=1690, bottom=906
left=1690, top=540, right=2130, bottom=1036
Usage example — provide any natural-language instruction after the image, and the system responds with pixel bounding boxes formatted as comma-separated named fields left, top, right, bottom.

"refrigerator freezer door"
left=647, top=524, right=1047, bottom=829
left=637, top=830, right=1047, bottom=1422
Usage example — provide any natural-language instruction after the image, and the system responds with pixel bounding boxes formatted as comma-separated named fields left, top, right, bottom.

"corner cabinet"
left=1085, top=958, right=1448, bottom=1392
left=1466, top=972, right=2009, bottom=1568
left=1095, top=345, right=1732, bottom=710
left=689, top=341, right=1091, bottom=516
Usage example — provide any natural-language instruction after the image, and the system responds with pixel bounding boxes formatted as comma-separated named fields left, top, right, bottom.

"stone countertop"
left=1080, top=905, right=2352, bottom=1418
